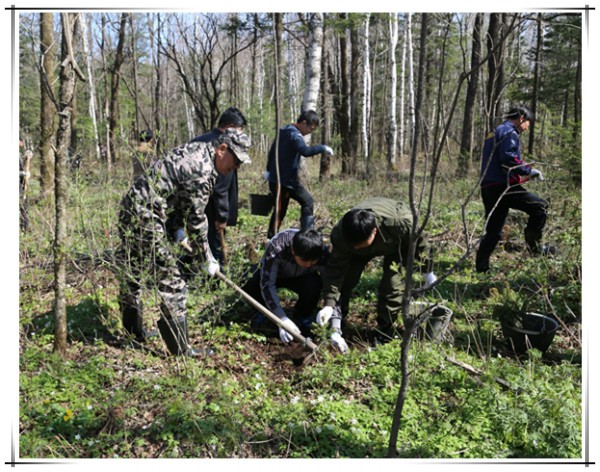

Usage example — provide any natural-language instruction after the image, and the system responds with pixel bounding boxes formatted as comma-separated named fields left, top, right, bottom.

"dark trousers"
left=338, top=253, right=404, bottom=334
left=268, top=182, right=314, bottom=238
left=241, top=266, right=322, bottom=334
left=477, top=184, right=548, bottom=269
left=207, top=219, right=225, bottom=265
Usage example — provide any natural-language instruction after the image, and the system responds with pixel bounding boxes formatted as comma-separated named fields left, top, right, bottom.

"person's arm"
left=258, top=244, right=287, bottom=319
left=322, top=228, right=352, bottom=308
left=289, top=129, right=329, bottom=158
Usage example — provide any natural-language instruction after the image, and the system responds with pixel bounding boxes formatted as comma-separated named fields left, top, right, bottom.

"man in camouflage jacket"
left=316, top=197, right=437, bottom=353
left=118, top=128, right=251, bottom=356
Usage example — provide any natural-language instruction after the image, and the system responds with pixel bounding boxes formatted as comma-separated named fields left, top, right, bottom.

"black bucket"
left=501, top=312, right=559, bottom=354
left=250, top=193, right=274, bottom=216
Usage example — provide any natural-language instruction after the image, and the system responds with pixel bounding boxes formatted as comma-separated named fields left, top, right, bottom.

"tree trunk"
left=349, top=19, right=361, bottom=174
left=100, top=14, right=112, bottom=171
left=80, top=15, right=101, bottom=161
left=388, top=12, right=428, bottom=456
left=528, top=13, right=543, bottom=155
left=108, top=13, right=128, bottom=165
left=53, top=12, right=79, bottom=359
left=407, top=13, right=416, bottom=159
left=319, top=16, right=332, bottom=181
left=362, top=14, right=371, bottom=176
left=399, top=15, right=408, bottom=159
left=486, top=13, right=506, bottom=130
left=272, top=12, right=283, bottom=235
left=39, top=12, right=56, bottom=198
left=458, top=13, right=482, bottom=174
left=387, top=13, right=399, bottom=170
left=302, top=13, right=323, bottom=113
left=130, top=14, right=140, bottom=135
left=339, top=14, right=351, bottom=175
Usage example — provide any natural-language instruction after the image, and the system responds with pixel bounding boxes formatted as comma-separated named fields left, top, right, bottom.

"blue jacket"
left=480, top=120, right=532, bottom=187
left=266, top=124, right=328, bottom=189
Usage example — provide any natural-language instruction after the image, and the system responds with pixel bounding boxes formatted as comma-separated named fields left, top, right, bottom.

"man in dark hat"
left=476, top=105, right=548, bottom=273
left=118, top=129, right=251, bottom=356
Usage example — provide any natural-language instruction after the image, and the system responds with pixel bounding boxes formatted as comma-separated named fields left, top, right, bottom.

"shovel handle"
left=215, top=271, right=317, bottom=351
left=218, top=229, right=228, bottom=266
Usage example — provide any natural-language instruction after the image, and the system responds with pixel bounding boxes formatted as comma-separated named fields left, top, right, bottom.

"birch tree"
left=399, top=15, right=408, bottom=158
left=80, top=14, right=101, bottom=161
left=301, top=12, right=323, bottom=113
left=387, top=12, right=399, bottom=169
left=362, top=13, right=371, bottom=173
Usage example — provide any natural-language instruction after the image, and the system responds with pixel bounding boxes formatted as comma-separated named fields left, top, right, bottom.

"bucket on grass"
left=411, top=302, right=453, bottom=342
left=250, top=193, right=274, bottom=216
left=501, top=312, right=558, bottom=354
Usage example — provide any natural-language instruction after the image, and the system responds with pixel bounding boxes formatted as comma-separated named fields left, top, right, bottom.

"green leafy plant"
left=488, top=283, right=529, bottom=329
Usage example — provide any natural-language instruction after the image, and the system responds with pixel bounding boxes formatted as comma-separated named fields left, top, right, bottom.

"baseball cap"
left=219, top=128, right=252, bottom=164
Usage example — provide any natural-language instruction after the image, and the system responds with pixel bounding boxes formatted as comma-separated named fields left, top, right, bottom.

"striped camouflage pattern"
left=118, top=140, right=219, bottom=320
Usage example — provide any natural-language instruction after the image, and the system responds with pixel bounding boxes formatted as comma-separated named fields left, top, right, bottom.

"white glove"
left=316, top=306, right=333, bottom=326
left=530, top=169, right=544, bottom=181
left=423, top=272, right=437, bottom=289
left=205, top=258, right=220, bottom=277
left=180, top=237, right=193, bottom=254
left=279, top=317, right=301, bottom=344
left=323, top=146, right=334, bottom=156
left=330, top=332, right=348, bottom=354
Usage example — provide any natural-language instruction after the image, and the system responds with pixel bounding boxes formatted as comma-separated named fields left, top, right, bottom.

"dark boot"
left=524, top=228, right=543, bottom=255
left=157, top=316, right=211, bottom=357
left=300, top=215, right=315, bottom=231
left=121, top=297, right=144, bottom=341
left=475, top=250, right=490, bottom=273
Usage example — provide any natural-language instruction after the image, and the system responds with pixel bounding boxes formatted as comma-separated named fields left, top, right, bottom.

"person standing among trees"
left=315, top=198, right=437, bottom=353
left=132, top=129, right=156, bottom=179
left=184, top=107, right=247, bottom=267
left=266, top=110, right=333, bottom=238
left=475, top=105, right=549, bottom=273
left=117, top=128, right=252, bottom=356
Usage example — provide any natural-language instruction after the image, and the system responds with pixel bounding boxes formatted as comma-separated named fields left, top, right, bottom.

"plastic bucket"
left=501, top=312, right=559, bottom=354
left=411, top=302, right=453, bottom=342
left=250, top=193, right=274, bottom=216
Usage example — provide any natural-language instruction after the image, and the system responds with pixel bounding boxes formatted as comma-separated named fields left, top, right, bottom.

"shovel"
left=218, top=229, right=228, bottom=266
left=215, top=271, right=318, bottom=351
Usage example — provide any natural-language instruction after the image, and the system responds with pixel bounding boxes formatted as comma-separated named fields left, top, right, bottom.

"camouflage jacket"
left=122, top=140, right=219, bottom=261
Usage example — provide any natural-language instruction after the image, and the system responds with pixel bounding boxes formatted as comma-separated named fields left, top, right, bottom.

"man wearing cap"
left=476, top=105, right=548, bottom=273
left=117, top=129, right=252, bottom=356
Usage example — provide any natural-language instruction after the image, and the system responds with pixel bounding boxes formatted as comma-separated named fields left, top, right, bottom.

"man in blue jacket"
left=476, top=105, right=547, bottom=273
left=266, top=110, right=333, bottom=238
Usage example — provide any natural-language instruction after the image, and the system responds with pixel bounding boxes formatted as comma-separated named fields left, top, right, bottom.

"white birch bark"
left=79, top=15, right=100, bottom=161
left=407, top=13, right=416, bottom=150
left=302, top=13, right=323, bottom=113
left=361, top=13, right=371, bottom=162
left=387, top=13, right=399, bottom=168
left=399, top=16, right=407, bottom=158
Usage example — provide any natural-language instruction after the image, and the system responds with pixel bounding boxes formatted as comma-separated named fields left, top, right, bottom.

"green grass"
left=18, top=161, right=582, bottom=458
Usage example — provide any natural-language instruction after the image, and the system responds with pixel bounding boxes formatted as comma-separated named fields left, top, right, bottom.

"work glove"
left=173, top=228, right=186, bottom=242
left=316, top=306, right=334, bottom=326
left=204, top=257, right=220, bottom=277
left=423, top=272, right=437, bottom=289
left=279, top=317, right=301, bottom=344
left=323, top=146, right=334, bottom=156
left=262, top=171, right=270, bottom=181
left=530, top=169, right=544, bottom=181
left=330, top=332, right=348, bottom=354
